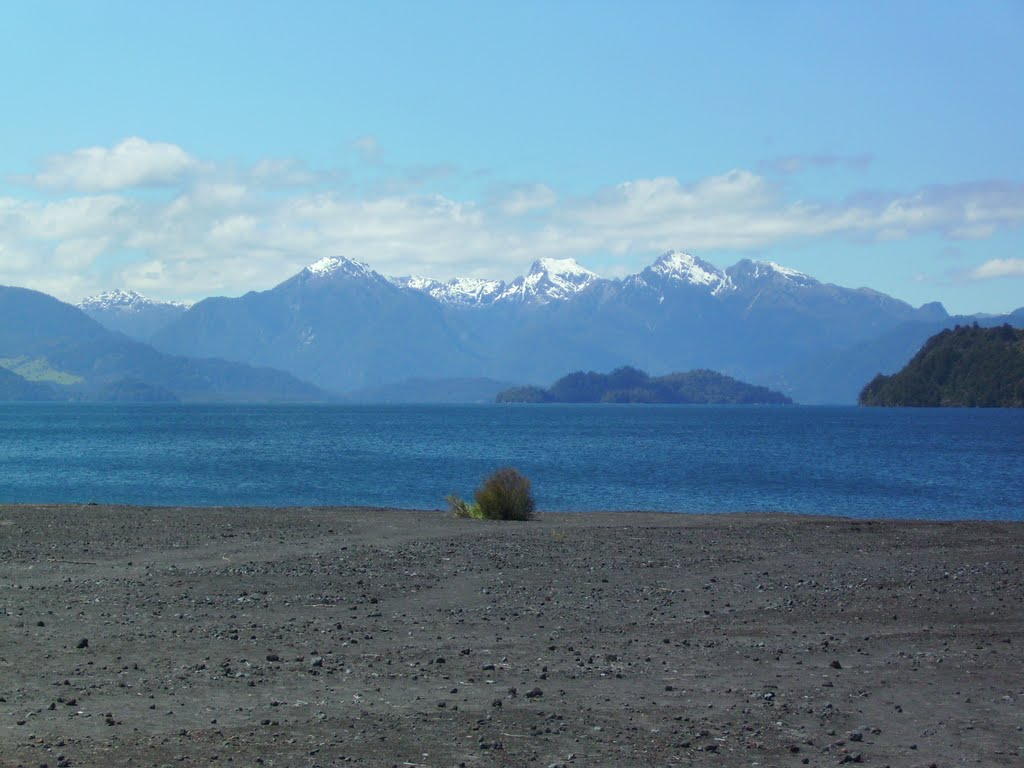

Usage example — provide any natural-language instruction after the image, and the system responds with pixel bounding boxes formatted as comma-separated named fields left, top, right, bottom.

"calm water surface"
left=0, top=404, right=1021, bottom=520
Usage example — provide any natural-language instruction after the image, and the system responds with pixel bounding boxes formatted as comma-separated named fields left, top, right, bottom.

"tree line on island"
left=859, top=324, right=1024, bottom=407
left=496, top=366, right=792, bottom=404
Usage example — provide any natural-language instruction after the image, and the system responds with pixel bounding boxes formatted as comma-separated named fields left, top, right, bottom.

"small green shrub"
left=446, top=493, right=482, bottom=519
left=447, top=467, right=537, bottom=521
left=474, top=467, right=536, bottom=521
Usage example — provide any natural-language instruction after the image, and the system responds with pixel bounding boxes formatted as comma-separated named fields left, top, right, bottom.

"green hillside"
left=0, top=367, right=59, bottom=401
left=0, top=356, right=83, bottom=385
left=0, top=285, right=330, bottom=402
left=859, top=324, right=1024, bottom=407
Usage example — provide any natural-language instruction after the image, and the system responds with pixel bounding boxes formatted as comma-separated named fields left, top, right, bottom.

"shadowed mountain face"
left=153, top=257, right=481, bottom=392
left=145, top=252, right=979, bottom=402
left=0, top=285, right=328, bottom=402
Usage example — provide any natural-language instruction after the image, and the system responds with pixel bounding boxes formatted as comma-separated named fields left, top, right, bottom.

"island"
left=496, top=366, right=792, bottom=404
left=859, top=323, right=1024, bottom=407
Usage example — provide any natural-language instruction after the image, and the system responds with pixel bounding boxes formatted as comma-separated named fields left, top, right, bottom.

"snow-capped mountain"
left=396, top=257, right=602, bottom=307
left=79, top=289, right=191, bottom=313
left=302, top=256, right=379, bottom=281
left=391, top=275, right=507, bottom=307
left=726, top=258, right=819, bottom=289
left=78, top=289, right=192, bottom=341
left=497, top=258, right=601, bottom=304
left=624, top=251, right=734, bottom=297
left=393, top=252, right=821, bottom=307
left=291, top=256, right=397, bottom=290
left=148, top=251, right=955, bottom=403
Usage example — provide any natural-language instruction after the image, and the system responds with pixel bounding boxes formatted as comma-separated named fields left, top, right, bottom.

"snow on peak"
left=641, top=251, right=733, bottom=295
left=531, top=257, right=598, bottom=280
left=734, top=259, right=818, bottom=287
left=304, top=255, right=376, bottom=280
left=392, top=275, right=507, bottom=307
left=395, top=275, right=442, bottom=293
left=499, top=257, right=600, bottom=303
left=78, top=289, right=191, bottom=312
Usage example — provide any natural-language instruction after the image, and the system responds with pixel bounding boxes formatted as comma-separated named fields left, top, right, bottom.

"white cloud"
left=967, top=258, right=1024, bottom=280
left=553, top=175, right=1024, bottom=254
left=5, top=137, right=1024, bottom=303
left=0, top=194, right=132, bottom=240
left=499, top=184, right=557, bottom=216
left=33, top=137, right=197, bottom=191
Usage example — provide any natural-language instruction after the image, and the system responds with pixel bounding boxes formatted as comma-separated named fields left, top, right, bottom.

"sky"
left=1, top=1, right=1022, bottom=315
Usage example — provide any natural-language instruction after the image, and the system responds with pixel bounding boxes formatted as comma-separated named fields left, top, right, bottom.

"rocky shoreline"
left=2, top=506, right=1022, bottom=767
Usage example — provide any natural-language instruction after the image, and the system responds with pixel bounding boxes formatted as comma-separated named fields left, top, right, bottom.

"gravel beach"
left=1, top=505, right=1022, bottom=767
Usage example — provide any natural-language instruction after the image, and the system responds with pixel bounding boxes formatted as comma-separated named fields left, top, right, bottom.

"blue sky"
left=1, top=1, right=1022, bottom=314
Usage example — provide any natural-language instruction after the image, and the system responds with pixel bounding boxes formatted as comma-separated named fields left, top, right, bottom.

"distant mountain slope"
left=859, top=324, right=1024, bottom=407
left=153, top=256, right=482, bottom=391
left=0, top=285, right=329, bottom=402
left=0, top=366, right=59, bottom=401
left=497, top=366, right=792, bottom=404
left=78, top=290, right=191, bottom=341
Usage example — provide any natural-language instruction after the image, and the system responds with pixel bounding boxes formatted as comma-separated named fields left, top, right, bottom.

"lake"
left=0, top=403, right=1021, bottom=520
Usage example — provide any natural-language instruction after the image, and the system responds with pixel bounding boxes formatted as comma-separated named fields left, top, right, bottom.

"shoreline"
left=2, top=505, right=1022, bottom=766
left=3, top=502, right=1022, bottom=524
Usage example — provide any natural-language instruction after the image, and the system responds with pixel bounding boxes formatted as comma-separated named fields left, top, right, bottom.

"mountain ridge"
left=79, top=289, right=192, bottom=341
left=1, top=285, right=331, bottom=402
left=72, top=252, right=1024, bottom=404
left=145, top=252, right=961, bottom=402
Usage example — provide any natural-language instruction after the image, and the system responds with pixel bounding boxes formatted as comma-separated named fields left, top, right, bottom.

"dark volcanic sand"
left=1, top=507, right=1022, bottom=768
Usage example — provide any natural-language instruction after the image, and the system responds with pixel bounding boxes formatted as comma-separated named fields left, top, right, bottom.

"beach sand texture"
left=1, top=506, right=1022, bottom=767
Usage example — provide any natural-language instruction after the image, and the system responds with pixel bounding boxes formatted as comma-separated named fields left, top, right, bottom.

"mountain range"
left=12, top=250, right=1022, bottom=404
left=0, top=286, right=327, bottom=402
left=139, top=251, right=1015, bottom=403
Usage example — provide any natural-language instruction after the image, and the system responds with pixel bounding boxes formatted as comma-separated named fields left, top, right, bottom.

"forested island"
left=496, top=366, right=792, bottom=404
left=859, top=324, right=1024, bottom=407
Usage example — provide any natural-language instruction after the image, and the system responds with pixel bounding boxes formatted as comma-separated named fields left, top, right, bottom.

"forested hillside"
left=859, top=325, right=1024, bottom=407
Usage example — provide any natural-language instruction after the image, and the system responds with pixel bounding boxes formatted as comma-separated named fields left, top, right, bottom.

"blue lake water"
left=0, top=404, right=1021, bottom=521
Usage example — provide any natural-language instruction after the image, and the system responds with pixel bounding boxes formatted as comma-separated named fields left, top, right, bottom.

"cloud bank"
left=968, top=258, right=1024, bottom=280
left=32, top=137, right=199, bottom=192
left=3, top=138, right=1024, bottom=302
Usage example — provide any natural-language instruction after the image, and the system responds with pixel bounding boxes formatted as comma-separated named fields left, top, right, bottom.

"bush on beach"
left=447, top=467, right=536, bottom=521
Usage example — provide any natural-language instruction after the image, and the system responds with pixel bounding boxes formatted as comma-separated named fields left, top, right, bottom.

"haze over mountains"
left=22, top=250, right=1015, bottom=404
left=70, top=250, right=1008, bottom=404
left=0, top=286, right=327, bottom=402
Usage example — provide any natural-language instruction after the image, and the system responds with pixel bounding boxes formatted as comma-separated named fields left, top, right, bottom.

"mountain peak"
left=631, top=250, right=733, bottom=296
left=726, top=259, right=819, bottom=288
left=304, top=256, right=377, bottom=280
left=499, top=258, right=600, bottom=304
left=529, top=257, right=598, bottom=279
